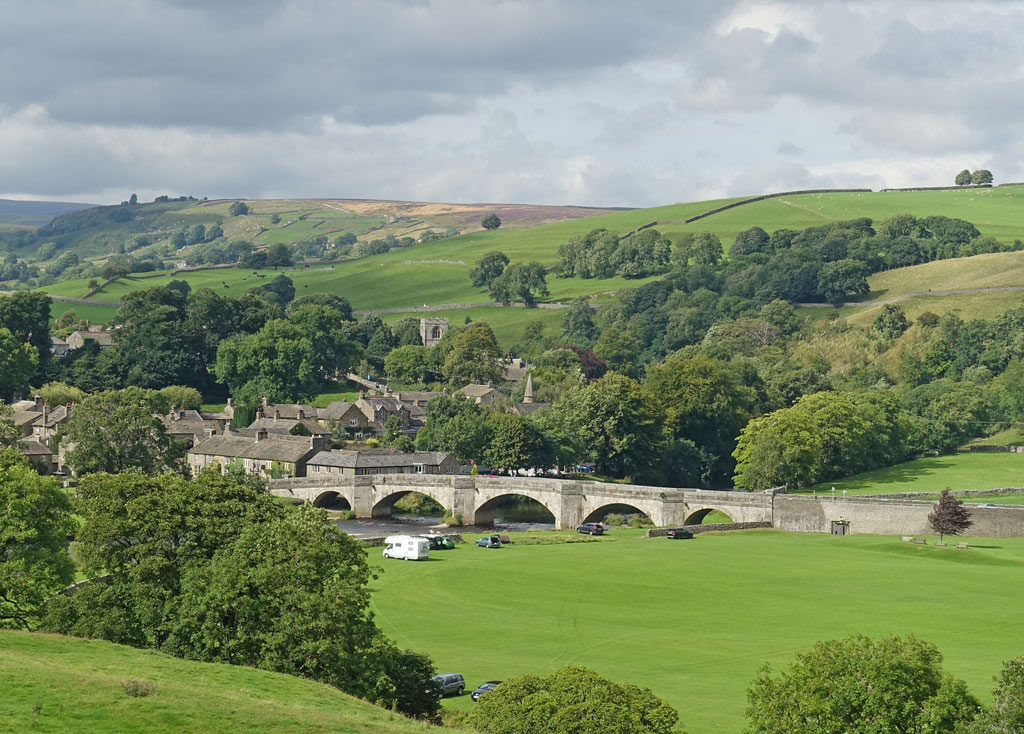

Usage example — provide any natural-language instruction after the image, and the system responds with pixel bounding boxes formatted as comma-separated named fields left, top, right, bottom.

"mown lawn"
left=0, top=631, right=449, bottom=734
left=800, top=452, right=1024, bottom=496
left=369, top=528, right=1024, bottom=733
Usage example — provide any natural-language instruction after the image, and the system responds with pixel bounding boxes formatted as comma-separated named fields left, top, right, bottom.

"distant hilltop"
left=0, top=198, right=93, bottom=227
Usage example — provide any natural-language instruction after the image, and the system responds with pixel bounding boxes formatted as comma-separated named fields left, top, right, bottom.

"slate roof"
left=307, top=449, right=453, bottom=469
left=189, top=435, right=318, bottom=462
left=19, top=438, right=52, bottom=457
left=317, top=401, right=358, bottom=420
left=245, top=417, right=331, bottom=436
left=458, top=384, right=500, bottom=399
left=257, top=403, right=316, bottom=420
left=68, top=329, right=115, bottom=346
left=12, top=410, right=41, bottom=428
left=512, top=402, right=551, bottom=415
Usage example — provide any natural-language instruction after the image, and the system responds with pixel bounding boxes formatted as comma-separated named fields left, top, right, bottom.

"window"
left=349, top=419, right=357, bottom=426
left=431, top=326, right=441, bottom=339
left=414, top=464, right=424, bottom=473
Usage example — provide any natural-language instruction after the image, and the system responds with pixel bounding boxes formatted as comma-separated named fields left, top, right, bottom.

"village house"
left=245, top=407, right=331, bottom=439
left=317, top=392, right=414, bottom=437
left=458, top=382, right=501, bottom=406
left=305, top=448, right=459, bottom=477
left=186, top=430, right=329, bottom=478
left=50, top=336, right=69, bottom=358
left=160, top=409, right=228, bottom=449
left=64, top=325, right=115, bottom=351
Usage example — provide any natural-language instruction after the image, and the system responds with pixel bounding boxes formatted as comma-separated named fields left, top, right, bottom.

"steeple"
left=523, top=373, right=534, bottom=404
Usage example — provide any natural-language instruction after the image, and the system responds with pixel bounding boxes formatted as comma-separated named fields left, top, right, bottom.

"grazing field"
left=370, top=528, right=1024, bottom=733
left=800, top=452, right=1024, bottom=496
left=0, top=630, right=449, bottom=734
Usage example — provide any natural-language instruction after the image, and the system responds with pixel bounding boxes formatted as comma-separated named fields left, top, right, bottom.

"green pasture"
left=48, top=300, right=117, bottom=326
left=370, top=528, right=1024, bottom=733
left=0, top=630, right=448, bottom=734
left=801, top=452, right=1024, bottom=496
left=380, top=306, right=565, bottom=350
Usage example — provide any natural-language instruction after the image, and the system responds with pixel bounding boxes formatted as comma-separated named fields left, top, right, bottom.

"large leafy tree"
left=111, top=285, right=195, bottom=389
left=465, top=665, right=679, bottom=734
left=561, top=297, right=599, bottom=345
left=0, top=290, right=51, bottom=381
left=417, top=394, right=491, bottom=464
left=213, top=319, right=319, bottom=404
left=63, top=388, right=184, bottom=476
left=485, top=412, right=552, bottom=469
left=0, top=404, right=21, bottom=448
left=441, top=325, right=502, bottom=385
left=733, top=406, right=823, bottom=490
left=549, top=373, right=665, bottom=482
left=0, top=327, right=38, bottom=400
left=469, top=250, right=509, bottom=288
left=644, top=354, right=758, bottom=488
left=286, top=305, right=361, bottom=382
left=968, top=657, right=1024, bottom=733
left=489, top=261, right=549, bottom=305
left=0, top=449, right=75, bottom=629
left=746, top=634, right=980, bottom=733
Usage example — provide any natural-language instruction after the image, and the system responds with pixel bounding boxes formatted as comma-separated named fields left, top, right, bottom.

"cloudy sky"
left=1, top=0, right=1021, bottom=207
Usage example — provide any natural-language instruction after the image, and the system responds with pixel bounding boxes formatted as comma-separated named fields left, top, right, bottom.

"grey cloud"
left=777, top=141, right=803, bottom=156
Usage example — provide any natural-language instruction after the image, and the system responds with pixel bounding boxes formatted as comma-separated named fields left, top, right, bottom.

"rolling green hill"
left=0, top=630, right=450, bottom=734
left=34, top=187, right=1024, bottom=348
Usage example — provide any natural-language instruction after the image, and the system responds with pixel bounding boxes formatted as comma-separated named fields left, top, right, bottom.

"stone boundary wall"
left=864, top=488, right=1024, bottom=499
left=647, top=522, right=771, bottom=537
left=966, top=445, right=1024, bottom=453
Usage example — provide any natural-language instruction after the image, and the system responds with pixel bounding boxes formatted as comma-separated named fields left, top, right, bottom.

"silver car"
left=432, top=672, right=465, bottom=697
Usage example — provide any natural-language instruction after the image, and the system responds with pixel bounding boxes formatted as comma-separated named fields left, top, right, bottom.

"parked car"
left=576, top=522, right=604, bottom=536
left=471, top=681, right=502, bottom=701
left=476, top=535, right=501, bottom=548
left=431, top=673, right=465, bottom=697
left=422, top=536, right=457, bottom=550
left=666, top=528, right=694, bottom=540
left=978, top=503, right=999, bottom=508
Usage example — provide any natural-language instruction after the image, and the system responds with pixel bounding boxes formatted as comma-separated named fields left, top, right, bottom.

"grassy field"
left=801, top=452, right=1024, bottom=496
left=0, top=630, right=450, bottom=734
left=369, top=528, right=1024, bottom=733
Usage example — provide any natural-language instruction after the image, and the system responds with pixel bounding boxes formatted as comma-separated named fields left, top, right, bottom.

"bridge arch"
left=684, top=507, right=735, bottom=525
left=370, top=487, right=452, bottom=518
left=474, top=492, right=557, bottom=526
left=582, top=503, right=650, bottom=525
left=312, top=490, right=352, bottom=510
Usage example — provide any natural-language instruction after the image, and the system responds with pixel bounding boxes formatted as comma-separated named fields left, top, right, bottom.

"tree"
left=481, top=213, right=502, bottom=230
left=0, top=448, right=75, bottom=629
left=972, top=169, right=994, bottom=185
left=674, top=231, right=722, bottom=267
left=593, top=327, right=639, bottom=379
left=213, top=319, right=319, bottom=405
left=817, top=258, right=870, bottom=306
left=0, top=327, right=38, bottom=400
left=63, top=388, right=185, bottom=476
left=0, top=290, right=51, bottom=380
left=485, top=412, right=552, bottom=469
left=251, top=274, right=295, bottom=309
left=465, top=665, right=679, bottom=734
left=561, top=297, right=599, bottom=345
left=469, top=250, right=509, bottom=288
left=384, top=345, right=435, bottom=384
left=0, top=403, right=21, bottom=448
left=549, top=373, right=665, bottom=482
left=287, top=292, right=353, bottom=322
left=872, top=303, right=910, bottom=339
left=228, top=201, right=249, bottom=216
left=489, top=262, right=549, bottom=305
left=157, top=385, right=202, bottom=410
left=968, top=656, right=1024, bottom=733
left=35, top=382, right=85, bottom=408
left=380, top=415, right=414, bottom=452
left=955, top=169, right=973, bottom=186
left=746, top=634, right=980, bottom=734
left=287, top=305, right=361, bottom=382
left=129, top=193, right=138, bottom=205
left=733, top=407, right=824, bottom=490
left=928, top=488, right=973, bottom=541
left=441, top=325, right=501, bottom=385
left=729, top=226, right=771, bottom=257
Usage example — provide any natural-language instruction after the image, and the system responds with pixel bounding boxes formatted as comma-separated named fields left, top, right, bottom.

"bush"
left=603, top=513, right=625, bottom=526
left=393, top=492, right=444, bottom=515
left=441, top=511, right=463, bottom=527
left=122, top=679, right=156, bottom=698
left=228, top=201, right=249, bottom=216
left=628, top=515, right=654, bottom=528
left=337, top=510, right=356, bottom=520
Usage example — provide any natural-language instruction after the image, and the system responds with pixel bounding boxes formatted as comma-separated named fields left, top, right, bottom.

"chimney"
left=261, top=396, right=268, bottom=408
left=273, top=408, right=280, bottom=422
left=358, top=390, right=364, bottom=399
left=42, top=403, right=50, bottom=423
left=226, top=398, right=234, bottom=407
left=203, top=426, right=213, bottom=438
left=486, top=380, right=493, bottom=388
left=297, top=408, right=304, bottom=420
left=255, top=428, right=268, bottom=442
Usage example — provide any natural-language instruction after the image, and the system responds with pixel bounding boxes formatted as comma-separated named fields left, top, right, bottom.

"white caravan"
left=382, top=535, right=430, bottom=561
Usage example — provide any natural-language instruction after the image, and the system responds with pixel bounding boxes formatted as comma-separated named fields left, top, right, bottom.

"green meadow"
left=801, top=452, right=1024, bottom=496
left=0, top=630, right=450, bottom=734
left=369, top=528, right=1024, bottom=733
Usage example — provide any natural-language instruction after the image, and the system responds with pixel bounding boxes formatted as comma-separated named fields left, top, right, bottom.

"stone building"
left=419, top=317, right=449, bottom=347
left=186, top=431, right=329, bottom=478
left=305, top=448, right=458, bottom=477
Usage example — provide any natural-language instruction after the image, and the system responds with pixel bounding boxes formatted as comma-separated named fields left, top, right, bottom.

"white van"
left=382, top=535, right=430, bottom=561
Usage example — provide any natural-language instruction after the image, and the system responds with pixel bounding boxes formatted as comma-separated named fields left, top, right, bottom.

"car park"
left=576, top=522, right=604, bottom=535
left=476, top=535, right=501, bottom=548
left=666, top=528, right=694, bottom=539
left=431, top=673, right=465, bottom=697
left=471, top=681, right=502, bottom=701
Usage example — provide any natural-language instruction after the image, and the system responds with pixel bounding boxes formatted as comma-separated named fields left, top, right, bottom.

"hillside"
left=33, top=187, right=1024, bottom=348
left=0, top=630, right=450, bottom=734
left=0, top=198, right=93, bottom=227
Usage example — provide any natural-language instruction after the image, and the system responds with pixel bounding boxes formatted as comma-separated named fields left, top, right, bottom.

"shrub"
left=123, top=679, right=156, bottom=698
left=337, top=510, right=356, bottom=520
left=442, top=511, right=463, bottom=527
left=603, top=513, right=625, bottom=526
left=628, top=515, right=653, bottom=528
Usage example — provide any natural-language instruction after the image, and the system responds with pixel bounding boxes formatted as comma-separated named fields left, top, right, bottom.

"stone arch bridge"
left=268, top=474, right=773, bottom=529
